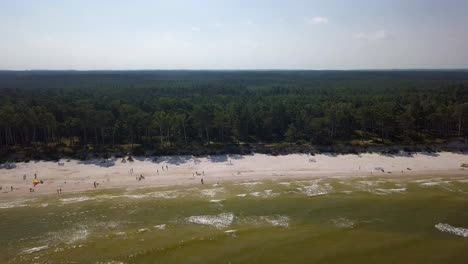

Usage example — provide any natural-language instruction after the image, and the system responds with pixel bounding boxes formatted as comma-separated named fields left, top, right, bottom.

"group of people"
left=0, top=186, right=15, bottom=192
left=191, top=170, right=206, bottom=184
left=193, top=171, right=205, bottom=177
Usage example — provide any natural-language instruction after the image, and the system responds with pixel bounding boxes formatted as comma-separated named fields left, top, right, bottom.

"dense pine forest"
left=0, top=70, right=467, bottom=160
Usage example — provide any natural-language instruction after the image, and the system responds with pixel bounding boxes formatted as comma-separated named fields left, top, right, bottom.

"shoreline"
left=1, top=152, right=467, bottom=202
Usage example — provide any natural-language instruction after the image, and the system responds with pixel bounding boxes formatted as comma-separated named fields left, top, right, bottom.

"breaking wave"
left=0, top=200, right=29, bottom=209
left=241, top=215, right=290, bottom=228
left=22, top=245, right=49, bottom=254
left=373, top=188, right=406, bottom=195
left=297, top=183, right=332, bottom=196
left=60, top=196, right=94, bottom=203
left=331, top=218, right=355, bottom=228
left=187, top=213, right=234, bottom=229
left=435, top=223, right=468, bottom=238
left=201, top=188, right=225, bottom=197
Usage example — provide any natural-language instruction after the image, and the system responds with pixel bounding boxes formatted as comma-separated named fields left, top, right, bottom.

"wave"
left=297, top=183, right=332, bottom=196
left=22, top=245, right=49, bottom=254
left=373, top=188, right=406, bottom=195
left=249, top=189, right=280, bottom=198
left=331, top=218, right=355, bottom=228
left=224, top=229, right=237, bottom=236
left=241, top=215, right=290, bottom=228
left=60, top=196, right=94, bottom=203
left=0, top=200, right=28, bottom=209
left=260, top=215, right=289, bottom=227
left=201, top=188, right=225, bottom=197
left=435, top=223, right=468, bottom=238
left=154, top=224, right=166, bottom=230
left=238, top=182, right=262, bottom=187
left=187, top=213, right=234, bottom=229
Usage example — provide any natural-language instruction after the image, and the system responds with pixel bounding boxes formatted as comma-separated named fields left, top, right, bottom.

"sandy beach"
left=1, top=152, right=467, bottom=201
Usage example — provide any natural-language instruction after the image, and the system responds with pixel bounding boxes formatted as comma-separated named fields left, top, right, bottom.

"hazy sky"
left=1, top=0, right=467, bottom=70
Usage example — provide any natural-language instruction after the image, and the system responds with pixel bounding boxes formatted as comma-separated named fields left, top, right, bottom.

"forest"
left=0, top=70, right=467, bottom=160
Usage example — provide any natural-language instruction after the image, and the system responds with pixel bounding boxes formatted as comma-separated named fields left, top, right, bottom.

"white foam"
left=373, top=188, right=406, bottom=195
left=238, top=182, right=262, bottom=187
left=60, top=196, right=94, bottom=203
left=122, top=194, right=148, bottom=199
left=297, top=183, right=332, bottom=196
left=187, top=213, right=234, bottom=229
left=201, top=188, right=225, bottom=197
left=0, top=201, right=28, bottom=209
left=260, top=215, right=290, bottom=227
left=22, top=245, right=49, bottom=254
left=421, top=182, right=441, bottom=186
left=150, top=190, right=179, bottom=199
left=249, top=190, right=280, bottom=198
left=224, top=229, right=237, bottom=237
left=435, top=223, right=468, bottom=238
left=236, top=194, right=247, bottom=197
left=138, top=228, right=148, bottom=233
left=278, top=182, right=291, bottom=186
left=357, top=180, right=383, bottom=186
left=331, top=218, right=354, bottom=228
left=67, top=226, right=90, bottom=244
left=209, top=199, right=224, bottom=203
left=94, top=194, right=120, bottom=200
left=154, top=224, right=166, bottom=230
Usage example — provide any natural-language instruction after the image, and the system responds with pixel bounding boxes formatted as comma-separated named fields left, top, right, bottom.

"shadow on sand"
left=78, top=158, right=116, bottom=167
left=152, top=156, right=193, bottom=165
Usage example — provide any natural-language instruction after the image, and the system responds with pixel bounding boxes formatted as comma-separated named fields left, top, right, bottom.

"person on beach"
left=166, top=165, right=168, bottom=170
left=157, top=169, right=159, bottom=175
left=93, top=181, right=97, bottom=188
left=201, top=178, right=204, bottom=184
left=34, top=173, right=37, bottom=179
left=59, top=188, right=62, bottom=194
left=10, top=186, right=13, bottom=192
left=23, top=174, right=27, bottom=181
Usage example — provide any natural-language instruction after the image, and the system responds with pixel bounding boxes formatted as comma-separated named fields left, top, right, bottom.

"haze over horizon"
left=1, top=0, right=467, bottom=70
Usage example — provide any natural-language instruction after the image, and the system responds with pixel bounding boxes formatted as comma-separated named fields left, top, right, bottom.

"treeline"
left=0, top=70, right=467, bottom=153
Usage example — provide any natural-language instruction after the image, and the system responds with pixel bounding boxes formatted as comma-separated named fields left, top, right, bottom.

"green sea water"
left=1, top=175, right=468, bottom=264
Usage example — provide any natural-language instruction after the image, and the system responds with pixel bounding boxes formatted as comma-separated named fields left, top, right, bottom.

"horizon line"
left=1, top=68, right=468, bottom=72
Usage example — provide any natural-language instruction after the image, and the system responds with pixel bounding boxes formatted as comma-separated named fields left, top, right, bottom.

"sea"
left=1, top=175, right=468, bottom=263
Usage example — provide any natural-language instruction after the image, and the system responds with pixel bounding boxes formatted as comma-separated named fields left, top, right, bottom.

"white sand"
left=0, top=152, right=467, bottom=201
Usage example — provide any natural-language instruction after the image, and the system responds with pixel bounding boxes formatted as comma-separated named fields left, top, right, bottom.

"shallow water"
left=1, top=175, right=468, bottom=264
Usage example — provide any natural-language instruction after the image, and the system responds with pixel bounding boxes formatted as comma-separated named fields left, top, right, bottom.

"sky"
left=1, top=0, right=468, bottom=70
